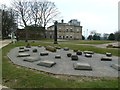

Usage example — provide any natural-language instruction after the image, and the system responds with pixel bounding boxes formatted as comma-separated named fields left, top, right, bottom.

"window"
left=66, top=28, right=68, bottom=32
left=70, top=35, right=72, bottom=38
left=52, top=27, right=54, bottom=30
left=66, top=35, right=69, bottom=38
left=70, top=28, right=73, bottom=32
left=77, top=29, right=79, bottom=33
left=50, top=36, right=52, bottom=38
left=59, top=36, right=62, bottom=38
left=59, top=28, right=61, bottom=32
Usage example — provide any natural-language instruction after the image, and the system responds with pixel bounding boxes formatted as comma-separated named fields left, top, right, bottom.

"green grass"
left=2, top=41, right=119, bottom=88
left=33, top=39, right=115, bottom=44
left=58, top=40, right=115, bottom=44
left=59, top=44, right=119, bottom=57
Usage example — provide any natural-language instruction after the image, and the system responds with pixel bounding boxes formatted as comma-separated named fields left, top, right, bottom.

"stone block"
left=76, top=51, right=82, bottom=55
left=17, top=53, right=30, bottom=57
left=101, top=57, right=112, bottom=61
left=85, top=53, right=92, bottom=57
left=19, top=49, right=25, bottom=52
left=26, top=43, right=31, bottom=48
left=19, top=46, right=24, bottom=49
left=37, top=60, right=56, bottom=67
left=40, top=52, right=49, bottom=56
left=71, top=55, right=78, bottom=61
left=84, top=51, right=94, bottom=54
left=45, top=46, right=56, bottom=52
left=67, top=53, right=72, bottom=57
left=24, top=49, right=30, bottom=51
left=55, top=55, right=61, bottom=59
left=106, top=52, right=112, bottom=57
left=23, top=57, right=40, bottom=62
left=33, top=49, right=37, bottom=52
left=63, top=47, right=69, bottom=51
left=111, top=64, right=120, bottom=71
left=73, top=62, right=92, bottom=70
left=55, top=46, right=61, bottom=49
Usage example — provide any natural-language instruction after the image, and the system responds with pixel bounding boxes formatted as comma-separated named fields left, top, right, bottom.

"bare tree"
left=12, top=0, right=60, bottom=28
left=30, top=0, right=60, bottom=28
left=12, top=0, right=31, bottom=42
left=30, top=1, right=38, bottom=27
left=12, top=0, right=31, bottom=27
left=40, top=1, right=60, bottom=29
left=12, top=0, right=60, bottom=40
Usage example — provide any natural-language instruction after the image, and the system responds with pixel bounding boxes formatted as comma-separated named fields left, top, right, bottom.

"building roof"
left=47, top=22, right=82, bottom=29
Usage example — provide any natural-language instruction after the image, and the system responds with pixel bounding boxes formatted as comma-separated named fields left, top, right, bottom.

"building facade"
left=46, top=19, right=82, bottom=40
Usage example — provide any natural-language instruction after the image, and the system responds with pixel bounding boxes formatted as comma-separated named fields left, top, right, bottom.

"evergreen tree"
left=108, top=33, right=115, bottom=40
left=82, top=35, right=85, bottom=40
left=87, top=35, right=92, bottom=40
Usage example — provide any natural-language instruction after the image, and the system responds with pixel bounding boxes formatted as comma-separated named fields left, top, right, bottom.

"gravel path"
left=0, top=39, right=11, bottom=49
left=8, top=46, right=119, bottom=78
left=1, top=40, right=118, bottom=89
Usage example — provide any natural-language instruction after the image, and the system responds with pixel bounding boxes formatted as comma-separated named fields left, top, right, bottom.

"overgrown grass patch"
left=2, top=41, right=119, bottom=88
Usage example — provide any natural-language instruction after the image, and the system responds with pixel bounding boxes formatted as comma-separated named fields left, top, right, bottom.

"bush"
left=73, top=49, right=78, bottom=52
left=45, top=46, right=56, bottom=52
left=112, top=45, right=120, bottom=48
left=106, top=44, right=113, bottom=48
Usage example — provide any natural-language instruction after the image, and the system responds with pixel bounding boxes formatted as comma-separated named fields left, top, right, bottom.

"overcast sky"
left=0, top=0, right=119, bottom=36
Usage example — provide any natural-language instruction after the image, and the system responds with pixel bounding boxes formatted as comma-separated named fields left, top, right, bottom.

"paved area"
left=0, top=40, right=11, bottom=49
left=8, top=46, right=119, bottom=77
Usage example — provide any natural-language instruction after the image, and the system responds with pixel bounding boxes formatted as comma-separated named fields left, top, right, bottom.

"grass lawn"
left=2, top=41, right=119, bottom=88
left=62, top=40, right=115, bottom=44
left=39, top=39, right=116, bottom=44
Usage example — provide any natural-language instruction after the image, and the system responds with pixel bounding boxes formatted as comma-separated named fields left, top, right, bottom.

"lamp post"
left=54, top=21, right=58, bottom=44
left=86, top=29, right=88, bottom=40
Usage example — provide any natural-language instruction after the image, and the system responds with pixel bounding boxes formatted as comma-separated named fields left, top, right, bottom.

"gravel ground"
left=8, top=46, right=119, bottom=78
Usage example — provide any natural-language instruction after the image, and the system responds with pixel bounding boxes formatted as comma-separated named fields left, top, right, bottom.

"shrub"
left=73, top=49, right=78, bottom=52
left=106, top=44, right=113, bottom=48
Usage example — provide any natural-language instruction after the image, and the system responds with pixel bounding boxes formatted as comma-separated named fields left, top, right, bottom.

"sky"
left=0, top=0, right=119, bottom=36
